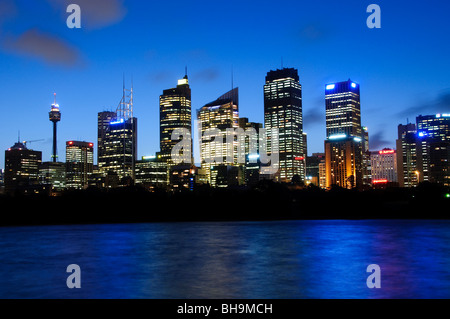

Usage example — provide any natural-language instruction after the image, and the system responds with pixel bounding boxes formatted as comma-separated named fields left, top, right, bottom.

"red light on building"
left=68, top=141, right=73, bottom=145
left=89, top=143, right=93, bottom=147
left=372, top=179, right=388, bottom=184
left=379, top=149, right=395, bottom=155
left=294, top=156, right=305, bottom=161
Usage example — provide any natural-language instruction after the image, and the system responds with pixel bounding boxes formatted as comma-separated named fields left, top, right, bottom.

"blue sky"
left=1, top=0, right=450, bottom=167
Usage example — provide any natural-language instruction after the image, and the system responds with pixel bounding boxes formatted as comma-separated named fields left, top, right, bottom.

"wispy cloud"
left=3, top=28, right=82, bottom=67
left=297, top=22, right=332, bottom=43
left=0, top=0, right=17, bottom=24
left=396, top=89, right=450, bottom=119
left=192, top=68, right=220, bottom=82
left=369, top=130, right=391, bottom=151
left=304, top=107, right=324, bottom=128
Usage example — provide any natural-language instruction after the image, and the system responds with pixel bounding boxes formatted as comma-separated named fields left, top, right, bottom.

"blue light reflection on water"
left=1, top=220, right=450, bottom=299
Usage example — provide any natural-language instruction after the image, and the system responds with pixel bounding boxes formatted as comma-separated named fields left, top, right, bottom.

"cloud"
left=396, top=89, right=450, bottom=119
left=304, top=107, right=324, bottom=128
left=47, top=0, right=127, bottom=29
left=147, top=70, right=175, bottom=84
left=0, top=0, right=17, bottom=24
left=297, top=22, right=331, bottom=43
left=192, top=68, right=220, bottom=82
left=4, top=28, right=82, bottom=67
left=369, top=130, right=391, bottom=151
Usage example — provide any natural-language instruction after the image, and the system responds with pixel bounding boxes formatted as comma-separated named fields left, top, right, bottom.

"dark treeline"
left=0, top=181, right=448, bottom=226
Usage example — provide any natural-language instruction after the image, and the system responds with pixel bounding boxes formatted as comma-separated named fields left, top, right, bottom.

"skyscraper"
left=324, top=80, right=363, bottom=189
left=135, top=155, right=168, bottom=191
left=160, top=74, right=192, bottom=165
left=239, top=117, right=263, bottom=186
left=324, top=137, right=363, bottom=189
left=4, top=142, right=42, bottom=194
left=98, top=111, right=116, bottom=169
left=39, top=161, right=66, bottom=192
left=98, top=83, right=137, bottom=185
left=264, top=68, right=304, bottom=183
left=101, top=117, right=137, bottom=184
left=416, top=114, right=450, bottom=186
left=325, top=80, right=362, bottom=138
left=370, top=149, right=398, bottom=184
left=65, top=141, right=94, bottom=189
left=396, top=123, right=418, bottom=187
left=198, top=87, right=240, bottom=185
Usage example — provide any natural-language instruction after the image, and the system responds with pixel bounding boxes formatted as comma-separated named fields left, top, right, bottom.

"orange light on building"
left=379, top=149, right=395, bottom=155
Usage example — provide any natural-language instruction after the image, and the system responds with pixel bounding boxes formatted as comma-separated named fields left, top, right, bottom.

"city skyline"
left=1, top=0, right=450, bottom=167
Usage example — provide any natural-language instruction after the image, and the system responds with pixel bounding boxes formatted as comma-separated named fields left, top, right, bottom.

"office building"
left=362, top=126, right=372, bottom=187
left=306, top=152, right=325, bottom=187
left=135, top=155, right=168, bottom=190
left=65, top=141, right=94, bottom=189
left=324, top=80, right=363, bottom=189
left=264, top=68, right=304, bottom=183
left=98, top=111, right=116, bottom=169
left=239, top=118, right=263, bottom=186
left=39, top=161, right=66, bottom=192
left=169, top=164, right=196, bottom=191
left=370, top=149, right=398, bottom=184
left=416, top=114, right=450, bottom=186
left=396, top=123, right=419, bottom=187
left=324, top=136, right=363, bottom=189
left=325, top=79, right=362, bottom=138
left=4, top=142, right=42, bottom=194
left=198, top=87, right=240, bottom=185
left=99, top=83, right=137, bottom=184
left=160, top=74, right=192, bottom=166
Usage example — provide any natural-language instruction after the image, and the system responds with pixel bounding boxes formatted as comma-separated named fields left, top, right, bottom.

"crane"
left=23, top=139, right=45, bottom=147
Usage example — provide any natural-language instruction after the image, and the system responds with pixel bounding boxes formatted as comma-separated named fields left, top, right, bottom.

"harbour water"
left=1, top=220, right=450, bottom=299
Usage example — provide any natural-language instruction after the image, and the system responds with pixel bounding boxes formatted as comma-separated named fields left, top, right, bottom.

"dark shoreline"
left=1, top=181, right=448, bottom=227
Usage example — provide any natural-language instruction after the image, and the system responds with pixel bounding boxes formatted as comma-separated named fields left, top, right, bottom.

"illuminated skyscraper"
left=99, top=82, right=137, bottom=185
left=160, top=74, right=192, bottom=165
left=98, top=111, right=116, bottom=169
left=135, top=155, right=168, bottom=191
left=65, top=141, right=94, bottom=189
left=324, top=80, right=363, bottom=189
left=239, top=118, right=263, bottom=186
left=39, top=161, right=66, bottom=192
left=4, top=142, right=42, bottom=194
left=416, top=114, right=450, bottom=186
left=370, top=149, right=398, bottom=184
left=325, top=80, right=361, bottom=138
left=264, top=68, right=304, bottom=183
left=396, top=123, right=418, bottom=187
left=325, top=137, right=363, bottom=189
left=101, top=117, right=137, bottom=184
left=198, top=87, right=240, bottom=185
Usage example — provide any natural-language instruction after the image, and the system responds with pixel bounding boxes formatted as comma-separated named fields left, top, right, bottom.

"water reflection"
left=1, top=220, right=450, bottom=298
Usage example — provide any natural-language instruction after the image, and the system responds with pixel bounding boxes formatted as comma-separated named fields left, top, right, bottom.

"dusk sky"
left=1, top=0, right=450, bottom=166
